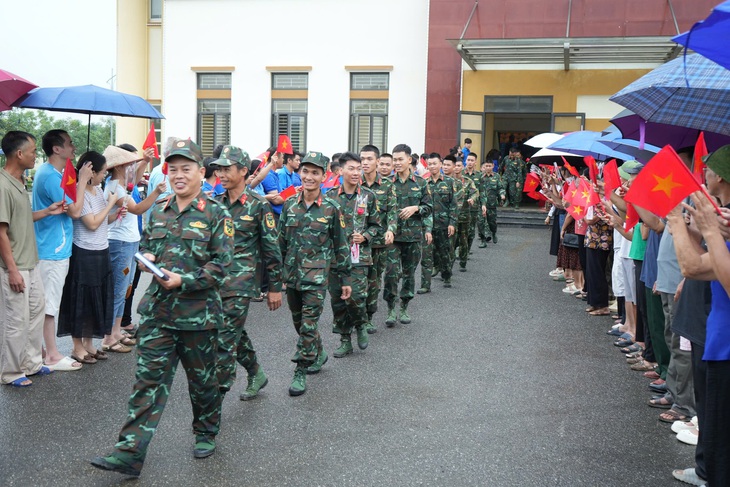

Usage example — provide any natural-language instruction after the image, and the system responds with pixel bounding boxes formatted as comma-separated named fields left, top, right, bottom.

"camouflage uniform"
left=383, top=173, right=432, bottom=310
left=215, top=184, right=282, bottom=394
left=462, top=169, right=482, bottom=252
left=279, top=190, right=351, bottom=367
left=453, top=174, right=478, bottom=268
left=420, top=174, right=458, bottom=288
left=106, top=142, right=234, bottom=472
left=502, top=156, right=525, bottom=208
left=479, top=171, right=506, bottom=243
left=325, top=185, right=383, bottom=338
left=362, top=175, right=397, bottom=323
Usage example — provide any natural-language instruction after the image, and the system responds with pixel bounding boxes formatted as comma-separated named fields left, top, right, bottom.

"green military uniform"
left=420, top=173, right=458, bottom=289
left=325, top=184, right=383, bottom=353
left=279, top=152, right=351, bottom=395
left=98, top=140, right=233, bottom=474
left=453, top=174, right=478, bottom=269
left=502, top=155, right=524, bottom=208
left=383, top=172, right=432, bottom=323
left=362, top=174, right=398, bottom=333
left=462, top=169, right=481, bottom=253
left=479, top=171, right=506, bottom=245
left=212, top=146, right=283, bottom=401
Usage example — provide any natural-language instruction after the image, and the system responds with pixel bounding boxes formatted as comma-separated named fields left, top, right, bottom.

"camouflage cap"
left=211, top=145, right=251, bottom=167
left=301, top=151, right=328, bottom=171
left=165, top=139, right=204, bottom=165
left=705, top=145, right=730, bottom=182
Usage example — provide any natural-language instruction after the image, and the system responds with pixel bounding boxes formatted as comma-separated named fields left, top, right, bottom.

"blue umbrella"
left=15, top=84, right=164, bottom=149
left=595, top=132, right=660, bottom=163
left=547, top=130, right=635, bottom=161
left=673, top=1, right=730, bottom=71
left=610, top=54, right=730, bottom=137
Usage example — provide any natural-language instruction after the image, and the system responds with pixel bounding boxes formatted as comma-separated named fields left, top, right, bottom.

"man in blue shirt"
left=276, top=151, right=302, bottom=190
left=261, top=147, right=284, bottom=219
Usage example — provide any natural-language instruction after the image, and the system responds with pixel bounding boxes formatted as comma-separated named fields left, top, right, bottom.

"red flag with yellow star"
left=561, top=157, right=580, bottom=178
left=277, top=135, right=293, bottom=155
left=60, top=158, right=77, bottom=203
left=584, top=156, right=599, bottom=185
left=694, top=132, right=708, bottom=184
left=572, top=178, right=600, bottom=208
left=624, top=145, right=703, bottom=218
left=624, top=202, right=639, bottom=231
left=563, top=180, right=577, bottom=205
left=602, top=159, right=621, bottom=199
left=523, top=172, right=541, bottom=193
left=567, top=202, right=587, bottom=220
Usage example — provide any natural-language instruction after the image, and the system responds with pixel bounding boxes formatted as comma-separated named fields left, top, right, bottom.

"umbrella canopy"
left=0, top=69, right=37, bottom=111
left=610, top=54, right=730, bottom=137
left=530, top=147, right=577, bottom=159
left=14, top=84, right=163, bottom=118
left=524, top=132, right=564, bottom=148
left=595, top=133, right=660, bottom=163
left=673, top=1, right=730, bottom=71
left=609, top=109, right=730, bottom=151
left=547, top=130, right=633, bottom=161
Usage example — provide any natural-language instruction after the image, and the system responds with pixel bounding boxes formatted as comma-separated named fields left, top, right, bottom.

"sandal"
left=586, top=306, right=597, bottom=313
left=71, top=353, right=97, bottom=364
left=621, top=344, right=644, bottom=354
left=102, top=341, right=132, bottom=353
left=589, top=308, right=611, bottom=316
left=7, top=376, right=32, bottom=387
left=648, top=396, right=673, bottom=409
left=614, top=337, right=634, bottom=347
left=90, top=349, right=108, bottom=360
left=120, top=336, right=136, bottom=346
left=630, top=360, right=656, bottom=372
left=645, top=371, right=661, bottom=380
left=611, top=314, right=620, bottom=320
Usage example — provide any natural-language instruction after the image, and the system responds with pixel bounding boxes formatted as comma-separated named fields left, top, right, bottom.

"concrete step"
left=496, top=208, right=549, bottom=227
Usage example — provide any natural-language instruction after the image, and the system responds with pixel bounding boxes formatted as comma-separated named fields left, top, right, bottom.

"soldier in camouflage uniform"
left=324, top=152, right=383, bottom=358
left=91, top=139, right=234, bottom=477
left=418, top=153, right=458, bottom=292
left=211, top=146, right=283, bottom=401
left=383, top=144, right=432, bottom=326
left=279, top=151, right=351, bottom=396
left=360, top=145, right=396, bottom=334
left=479, top=159, right=506, bottom=246
left=502, top=146, right=524, bottom=209
left=451, top=158, right=478, bottom=271
left=462, top=152, right=482, bottom=254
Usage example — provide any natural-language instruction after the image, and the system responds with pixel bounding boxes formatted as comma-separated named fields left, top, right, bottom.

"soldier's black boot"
left=385, top=302, right=397, bottom=327
left=334, top=335, right=354, bottom=357
left=399, top=300, right=411, bottom=324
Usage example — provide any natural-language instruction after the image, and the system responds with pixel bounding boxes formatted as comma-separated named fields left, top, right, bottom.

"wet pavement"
left=0, top=227, right=693, bottom=486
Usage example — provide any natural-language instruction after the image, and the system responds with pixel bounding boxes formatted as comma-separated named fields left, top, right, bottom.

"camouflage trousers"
left=506, top=179, right=522, bottom=208
left=482, top=207, right=498, bottom=239
left=286, top=288, right=325, bottom=367
left=432, top=227, right=454, bottom=280
left=453, top=217, right=470, bottom=266
left=112, top=324, right=221, bottom=469
left=330, top=265, right=368, bottom=336
left=216, top=297, right=259, bottom=394
left=383, top=241, right=421, bottom=306
left=467, top=211, right=479, bottom=252
left=366, top=246, right=389, bottom=317
left=419, top=233, right=434, bottom=290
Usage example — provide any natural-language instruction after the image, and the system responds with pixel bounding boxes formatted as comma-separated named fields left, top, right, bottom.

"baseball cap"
left=618, top=160, right=644, bottom=180
left=165, top=139, right=203, bottom=165
left=211, top=145, right=251, bottom=167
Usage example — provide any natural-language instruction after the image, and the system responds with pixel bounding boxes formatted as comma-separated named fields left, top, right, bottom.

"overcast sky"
left=1, top=0, right=116, bottom=116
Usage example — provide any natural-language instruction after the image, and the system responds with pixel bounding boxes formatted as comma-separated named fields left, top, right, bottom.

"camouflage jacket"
left=502, top=156, right=525, bottom=181
left=425, top=174, right=458, bottom=229
left=480, top=172, right=506, bottom=208
left=279, top=191, right=351, bottom=290
left=391, top=173, right=433, bottom=242
left=462, top=170, right=482, bottom=213
left=326, top=185, right=383, bottom=267
left=455, top=175, right=478, bottom=222
left=216, top=188, right=283, bottom=299
left=138, top=191, right=233, bottom=331
left=362, top=174, right=397, bottom=248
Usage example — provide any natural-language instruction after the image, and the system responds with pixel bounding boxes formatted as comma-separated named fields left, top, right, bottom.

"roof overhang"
left=449, top=36, right=683, bottom=71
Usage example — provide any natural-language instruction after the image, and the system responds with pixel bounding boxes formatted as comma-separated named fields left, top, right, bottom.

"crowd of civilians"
left=543, top=148, right=730, bottom=487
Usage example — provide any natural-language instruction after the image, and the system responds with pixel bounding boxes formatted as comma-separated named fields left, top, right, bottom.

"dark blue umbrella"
left=610, top=54, right=730, bottom=137
left=14, top=84, right=164, bottom=149
left=673, top=1, right=730, bottom=71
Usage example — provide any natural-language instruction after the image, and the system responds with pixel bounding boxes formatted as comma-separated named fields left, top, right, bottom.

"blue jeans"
left=109, top=240, right=139, bottom=319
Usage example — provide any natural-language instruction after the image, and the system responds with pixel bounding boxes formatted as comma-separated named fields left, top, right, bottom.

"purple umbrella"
left=609, top=109, right=730, bottom=152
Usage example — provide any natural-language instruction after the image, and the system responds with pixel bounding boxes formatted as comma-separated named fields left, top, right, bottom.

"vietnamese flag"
left=323, top=172, right=338, bottom=189
left=624, top=145, right=712, bottom=218
left=142, top=124, right=160, bottom=159
left=567, top=202, right=587, bottom=220
left=561, top=157, right=580, bottom=178
left=523, top=172, right=541, bottom=193
left=527, top=190, right=547, bottom=202
left=277, top=135, right=293, bottom=155
left=60, top=158, right=77, bottom=203
left=603, top=159, right=621, bottom=200
left=584, top=156, right=599, bottom=185
left=693, top=132, right=708, bottom=184
left=624, top=202, right=639, bottom=231
left=573, top=178, right=599, bottom=208
left=280, top=185, right=297, bottom=200
left=563, top=180, right=577, bottom=204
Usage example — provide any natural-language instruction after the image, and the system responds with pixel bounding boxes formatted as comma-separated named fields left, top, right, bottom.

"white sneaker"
left=549, top=268, right=564, bottom=277
left=562, top=284, right=578, bottom=294
left=676, top=428, right=699, bottom=446
left=671, top=420, right=694, bottom=434
left=672, top=468, right=706, bottom=486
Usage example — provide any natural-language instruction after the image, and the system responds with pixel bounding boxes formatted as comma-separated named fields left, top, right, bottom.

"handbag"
left=562, top=233, right=580, bottom=249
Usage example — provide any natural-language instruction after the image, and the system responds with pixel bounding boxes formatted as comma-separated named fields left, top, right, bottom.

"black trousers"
left=633, top=259, right=655, bottom=363
left=585, top=248, right=609, bottom=308
left=704, top=359, right=730, bottom=486
left=691, top=342, right=708, bottom=482
left=121, top=266, right=142, bottom=327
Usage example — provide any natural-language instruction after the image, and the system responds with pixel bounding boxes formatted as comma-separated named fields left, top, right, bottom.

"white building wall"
left=162, top=0, right=429, bottom=156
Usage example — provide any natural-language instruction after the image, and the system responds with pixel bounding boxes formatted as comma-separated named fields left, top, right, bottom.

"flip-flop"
left=621, top=344, right=643, bottom=353
left=120, top=336, right=136, bottom=346
left=589, top=309, right=611, bottom=316
left=8, top=376, right=32, bottom=387
left=648, top=397, right=673, bottom=409
left=28, top=366, right=54, bottom=377
left=71, top=353, right=97, bottom=365
left=102, top=341, right=132, bottom=353
left=45, top=356, right=82, bottom=371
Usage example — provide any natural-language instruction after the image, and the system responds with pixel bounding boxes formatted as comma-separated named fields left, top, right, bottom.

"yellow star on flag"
left=282, top=140, right=288, bottom=148
left=66, top=176, right=76, bottom=186
left=651, top=173, right=683, bottom=198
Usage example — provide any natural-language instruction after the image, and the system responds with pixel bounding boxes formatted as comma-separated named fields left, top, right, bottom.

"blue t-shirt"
left=276, top=167, right=301, bottom=190
left=132, top=186, right=144, bottom=234
left=640, top=229, right=661, bottom=287
left=705, top=242, right=730, bottom=361
left=202, top=180, right=225, bottom=196
left=32, top=163, right=74, bottom=260
left=462, top=147, right=470, bottom=165
left=261, top=171, right=282, bottom=215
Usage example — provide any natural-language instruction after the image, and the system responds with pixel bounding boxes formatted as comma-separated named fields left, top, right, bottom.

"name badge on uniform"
left=152, top=222, right=165, bottom=227
left=189, top=221, right=208, bottom=229
left=317, top=217, right=327, bottom=223
left=376, top=190, right=385, bottom=195
left=241, top=215, right=254, bottom=221
left=411, top=187, right=419, bottom=191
